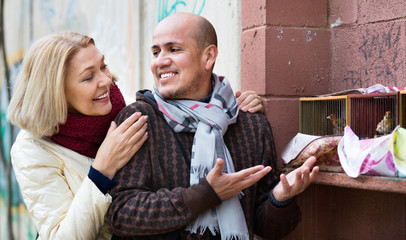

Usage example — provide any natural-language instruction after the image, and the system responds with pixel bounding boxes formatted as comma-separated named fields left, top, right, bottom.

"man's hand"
left=206, top=158, right=271, bottom=200
left=272, top=156, right=319, bottom=202
left=235, top=90, right=264, bottom=113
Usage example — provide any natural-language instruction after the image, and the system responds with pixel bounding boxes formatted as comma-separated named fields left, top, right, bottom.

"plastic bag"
left=338, top=126, right=396, bottom=178
left=390, top=127, right=406, bottom=177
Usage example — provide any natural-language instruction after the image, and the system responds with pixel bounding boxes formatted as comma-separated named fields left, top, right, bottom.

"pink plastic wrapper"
left=338, top=126, right=396, bottom=178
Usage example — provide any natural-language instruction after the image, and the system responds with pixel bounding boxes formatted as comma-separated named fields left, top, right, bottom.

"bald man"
left=108, top=13, right=318, bottom=240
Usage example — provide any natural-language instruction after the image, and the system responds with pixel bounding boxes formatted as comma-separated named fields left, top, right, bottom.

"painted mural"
left=158, top=0, right=206, bottom=21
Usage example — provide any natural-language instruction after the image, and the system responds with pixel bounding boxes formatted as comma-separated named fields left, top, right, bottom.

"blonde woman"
left=7, top=32, right=148, bottom=239
left=7, top=32, right=264, bottom=239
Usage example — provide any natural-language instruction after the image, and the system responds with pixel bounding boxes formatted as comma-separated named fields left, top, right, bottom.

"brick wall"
left=242, top=0, right=406, bottom=164
left=241, top=0, right=330, bottom=166
left=241, top=1, right=406, bottom=239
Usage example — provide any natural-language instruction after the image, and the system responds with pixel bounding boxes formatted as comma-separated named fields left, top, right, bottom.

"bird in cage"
left=376, top=111, right=393, bottom=135
left=327, top=114, right=346, bottom=135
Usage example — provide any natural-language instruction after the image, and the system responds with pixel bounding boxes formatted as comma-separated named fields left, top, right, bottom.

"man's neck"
left=198, top=75, right=215, bottom=103
left=198, top=93, right=212, bottom=103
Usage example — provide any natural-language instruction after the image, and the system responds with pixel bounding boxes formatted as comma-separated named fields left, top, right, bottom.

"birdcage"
left=348, top=92, right=398, bottom=139
left=300, top=96, right=348, bottom=136
left=400, top=90, right=406, bottom=128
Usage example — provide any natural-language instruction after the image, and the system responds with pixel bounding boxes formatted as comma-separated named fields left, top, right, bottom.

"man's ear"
left=203, top=45, right=218, bottom=70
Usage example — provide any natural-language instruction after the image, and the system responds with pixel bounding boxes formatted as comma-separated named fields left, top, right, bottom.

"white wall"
left=138, top=0, right=242, bottom=92
left=6, top=0, right=242, bottom=98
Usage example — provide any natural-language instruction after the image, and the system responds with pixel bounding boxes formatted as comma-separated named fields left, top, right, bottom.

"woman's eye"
left=84, top=75, right=93, bottom=82
left=101, top=64, right=108, bottom=70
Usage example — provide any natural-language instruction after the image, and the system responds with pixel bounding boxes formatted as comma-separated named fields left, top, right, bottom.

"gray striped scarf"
left=153, top=74, right=249, bottom=240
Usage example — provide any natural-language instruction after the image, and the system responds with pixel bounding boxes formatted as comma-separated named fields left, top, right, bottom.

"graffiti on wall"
left=0, top=51, right=32, bottom=240
left=39, top=0, right=86, bottom=33
left=343, top=23, right=405, bottom=88
left=0, top=0, right=34, bottom=237
left=0, top=46, right=35, bottom=240
left=0, top=1, right=79, bottom=239
left=158, top=0, right=205, bottom=21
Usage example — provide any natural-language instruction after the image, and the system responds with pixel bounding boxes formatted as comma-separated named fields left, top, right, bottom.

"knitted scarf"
left=153, top=74, right=249, bottom=240
left=50, top=84, right=126, bottom=158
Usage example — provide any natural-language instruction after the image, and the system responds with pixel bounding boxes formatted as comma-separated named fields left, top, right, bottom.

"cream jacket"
left=11, top=130, right=113, bottom=240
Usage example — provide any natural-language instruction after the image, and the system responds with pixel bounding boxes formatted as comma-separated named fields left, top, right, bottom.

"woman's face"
left=65, top=44, right=113, bottom=116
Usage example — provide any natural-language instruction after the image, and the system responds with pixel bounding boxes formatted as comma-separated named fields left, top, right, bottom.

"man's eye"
left=152, top=50, right=159, bottom=56
left=170, top=48, right=179, bottom=52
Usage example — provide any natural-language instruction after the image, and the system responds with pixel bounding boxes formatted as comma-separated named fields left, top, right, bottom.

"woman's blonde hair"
left=7, top=32, right=95, bottom=137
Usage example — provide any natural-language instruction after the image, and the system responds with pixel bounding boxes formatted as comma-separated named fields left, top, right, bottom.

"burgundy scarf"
left=50, top=84, right=126, bottom=158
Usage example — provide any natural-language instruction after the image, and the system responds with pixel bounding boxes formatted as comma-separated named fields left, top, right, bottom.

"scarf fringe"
left=222, top=233, right=250, bottom=240
left=190, top=165, right=210, bottom=179
left=186, top=225, right=220, bottom=235
left=186, top=225, right=249, bottom=240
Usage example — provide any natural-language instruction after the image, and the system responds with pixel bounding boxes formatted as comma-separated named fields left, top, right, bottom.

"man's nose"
left=154, top=53, right=171, bottom=67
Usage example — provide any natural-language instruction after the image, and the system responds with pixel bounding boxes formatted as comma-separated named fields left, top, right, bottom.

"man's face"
left=150, top=18, right=210, bottom=100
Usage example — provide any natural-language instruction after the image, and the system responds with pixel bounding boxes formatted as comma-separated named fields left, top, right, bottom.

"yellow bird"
left=327, top=114, right=345, bottom=135
left=376, top=111, right=393, bottom=135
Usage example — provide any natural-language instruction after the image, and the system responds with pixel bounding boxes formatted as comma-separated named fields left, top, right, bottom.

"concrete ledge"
left=313, top=172, right=406, bottom=194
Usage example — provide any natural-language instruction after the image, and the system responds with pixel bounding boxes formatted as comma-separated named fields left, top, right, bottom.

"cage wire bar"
left=300, top=96, right=348, bottom=136
left=348, top=92, right=398, bottom=139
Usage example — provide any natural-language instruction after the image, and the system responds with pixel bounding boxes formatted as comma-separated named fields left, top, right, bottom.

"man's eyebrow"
left=151, top=41, right=180, bottom=49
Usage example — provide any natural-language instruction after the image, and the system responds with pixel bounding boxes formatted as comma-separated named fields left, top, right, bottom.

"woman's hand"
left=92, top=112, right=148, bottom=179
left=235, top=90, right=264, bottom=113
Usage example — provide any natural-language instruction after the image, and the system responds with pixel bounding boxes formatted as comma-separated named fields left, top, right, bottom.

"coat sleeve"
left=11, top=131, right=111, bottom=240
left=107, top=102, right=222, bottom=237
